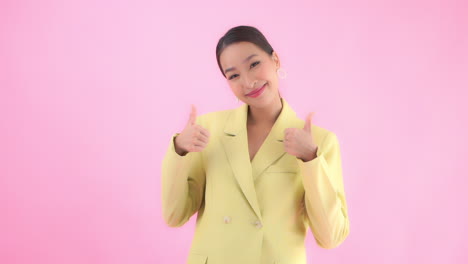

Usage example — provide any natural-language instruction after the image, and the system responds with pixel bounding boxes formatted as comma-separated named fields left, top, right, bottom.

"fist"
left=283, top=112, right=318, bottom=162
left=174, top=104, right=210, bottom=155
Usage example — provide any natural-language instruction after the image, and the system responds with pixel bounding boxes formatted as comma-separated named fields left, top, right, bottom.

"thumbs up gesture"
left=283, top=112, right=318, bottom=162
left=174, top=105, right=211, bottom=156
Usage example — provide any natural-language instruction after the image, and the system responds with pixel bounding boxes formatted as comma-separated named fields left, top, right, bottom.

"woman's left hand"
left=283, top=112, right=318, bottom=162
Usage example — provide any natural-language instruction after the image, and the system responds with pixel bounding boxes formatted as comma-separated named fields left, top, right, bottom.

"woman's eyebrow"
left=224, top=54, right=258, bottom=74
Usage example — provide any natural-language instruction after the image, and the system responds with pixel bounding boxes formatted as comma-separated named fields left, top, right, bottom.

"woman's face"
left=219, top=41, right=281, bottom=107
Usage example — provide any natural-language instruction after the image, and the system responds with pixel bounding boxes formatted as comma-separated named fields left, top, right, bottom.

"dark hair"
left=216, top=25, right=274, bottom=78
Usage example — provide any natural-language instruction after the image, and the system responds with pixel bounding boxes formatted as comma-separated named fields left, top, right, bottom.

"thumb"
left=187, top=104, right=197, bottom=126
left=303, top=112, right=314, bottom=132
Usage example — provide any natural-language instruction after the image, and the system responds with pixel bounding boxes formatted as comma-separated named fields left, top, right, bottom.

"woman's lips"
left=246, top=83, right=266, bottom=98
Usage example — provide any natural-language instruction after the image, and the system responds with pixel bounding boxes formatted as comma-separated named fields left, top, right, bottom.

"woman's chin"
left=247, top=92, right=276, bottom=107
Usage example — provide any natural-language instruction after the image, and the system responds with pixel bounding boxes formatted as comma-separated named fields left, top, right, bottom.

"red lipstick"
left=246, top=83, right=266, bottom=98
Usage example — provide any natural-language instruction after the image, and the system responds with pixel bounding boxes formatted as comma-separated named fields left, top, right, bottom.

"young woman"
left=161, top=25, right=350, bottom=264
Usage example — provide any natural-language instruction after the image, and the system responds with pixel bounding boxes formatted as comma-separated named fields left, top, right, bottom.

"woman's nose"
left=243, top=76, right=257, bottom=89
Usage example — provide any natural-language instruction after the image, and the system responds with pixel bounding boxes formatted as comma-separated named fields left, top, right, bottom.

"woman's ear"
left=271, top=51, right=280, bottom=69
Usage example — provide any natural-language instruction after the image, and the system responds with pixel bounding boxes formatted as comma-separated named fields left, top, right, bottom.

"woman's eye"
left=228, top=62, right=260, bottom=80
left=250, top=61, right=260, bottom=68
left=229, top=74, right=238, bottom=80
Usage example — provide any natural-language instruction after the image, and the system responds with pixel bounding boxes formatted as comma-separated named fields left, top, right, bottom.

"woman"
left=161, top=25, right=350, bottom=264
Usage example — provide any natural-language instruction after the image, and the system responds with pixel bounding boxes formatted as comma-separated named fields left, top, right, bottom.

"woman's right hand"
left=174, top=105, right=210, bottom=156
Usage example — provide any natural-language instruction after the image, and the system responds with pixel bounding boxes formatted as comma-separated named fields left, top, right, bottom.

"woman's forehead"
left=220, top=42, right=262, bottom=69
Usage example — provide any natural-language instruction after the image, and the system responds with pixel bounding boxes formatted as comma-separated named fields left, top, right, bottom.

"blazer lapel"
left=220, top=103, right=263, bottom=221
left=220, top=98, right=302, bottom=221
left=250, top=98, right=302, bottom=180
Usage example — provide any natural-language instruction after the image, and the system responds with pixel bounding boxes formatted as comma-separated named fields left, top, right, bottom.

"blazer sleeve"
left=161, top=117, right=206, bottom=227
left=296, top=131, right=350, bottom=249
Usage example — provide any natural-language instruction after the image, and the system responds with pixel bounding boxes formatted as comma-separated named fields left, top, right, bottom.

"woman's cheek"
left=260, top=66, right=273, bottom=80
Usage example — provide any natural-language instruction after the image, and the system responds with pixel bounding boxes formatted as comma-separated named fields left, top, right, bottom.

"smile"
left=246, top=83, right=267, bottom=98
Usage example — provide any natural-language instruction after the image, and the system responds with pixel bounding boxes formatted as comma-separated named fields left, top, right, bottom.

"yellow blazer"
left=161, top=97, right=350, bottom=264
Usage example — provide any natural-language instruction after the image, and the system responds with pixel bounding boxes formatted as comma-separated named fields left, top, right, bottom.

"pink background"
left=2, top=0, right=467, bottom=263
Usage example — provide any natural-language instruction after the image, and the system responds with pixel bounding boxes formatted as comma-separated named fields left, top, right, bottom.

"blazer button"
left=253, top=220, right=262, bottom=229
left=224, top=216, right=232, bottom=224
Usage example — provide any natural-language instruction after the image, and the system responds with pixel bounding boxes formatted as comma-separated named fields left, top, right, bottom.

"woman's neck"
left=247, top=97, right=283, bottom=126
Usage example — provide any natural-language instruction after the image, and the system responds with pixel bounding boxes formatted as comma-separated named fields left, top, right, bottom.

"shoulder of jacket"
left=310, top=124, right=338, bottom=146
